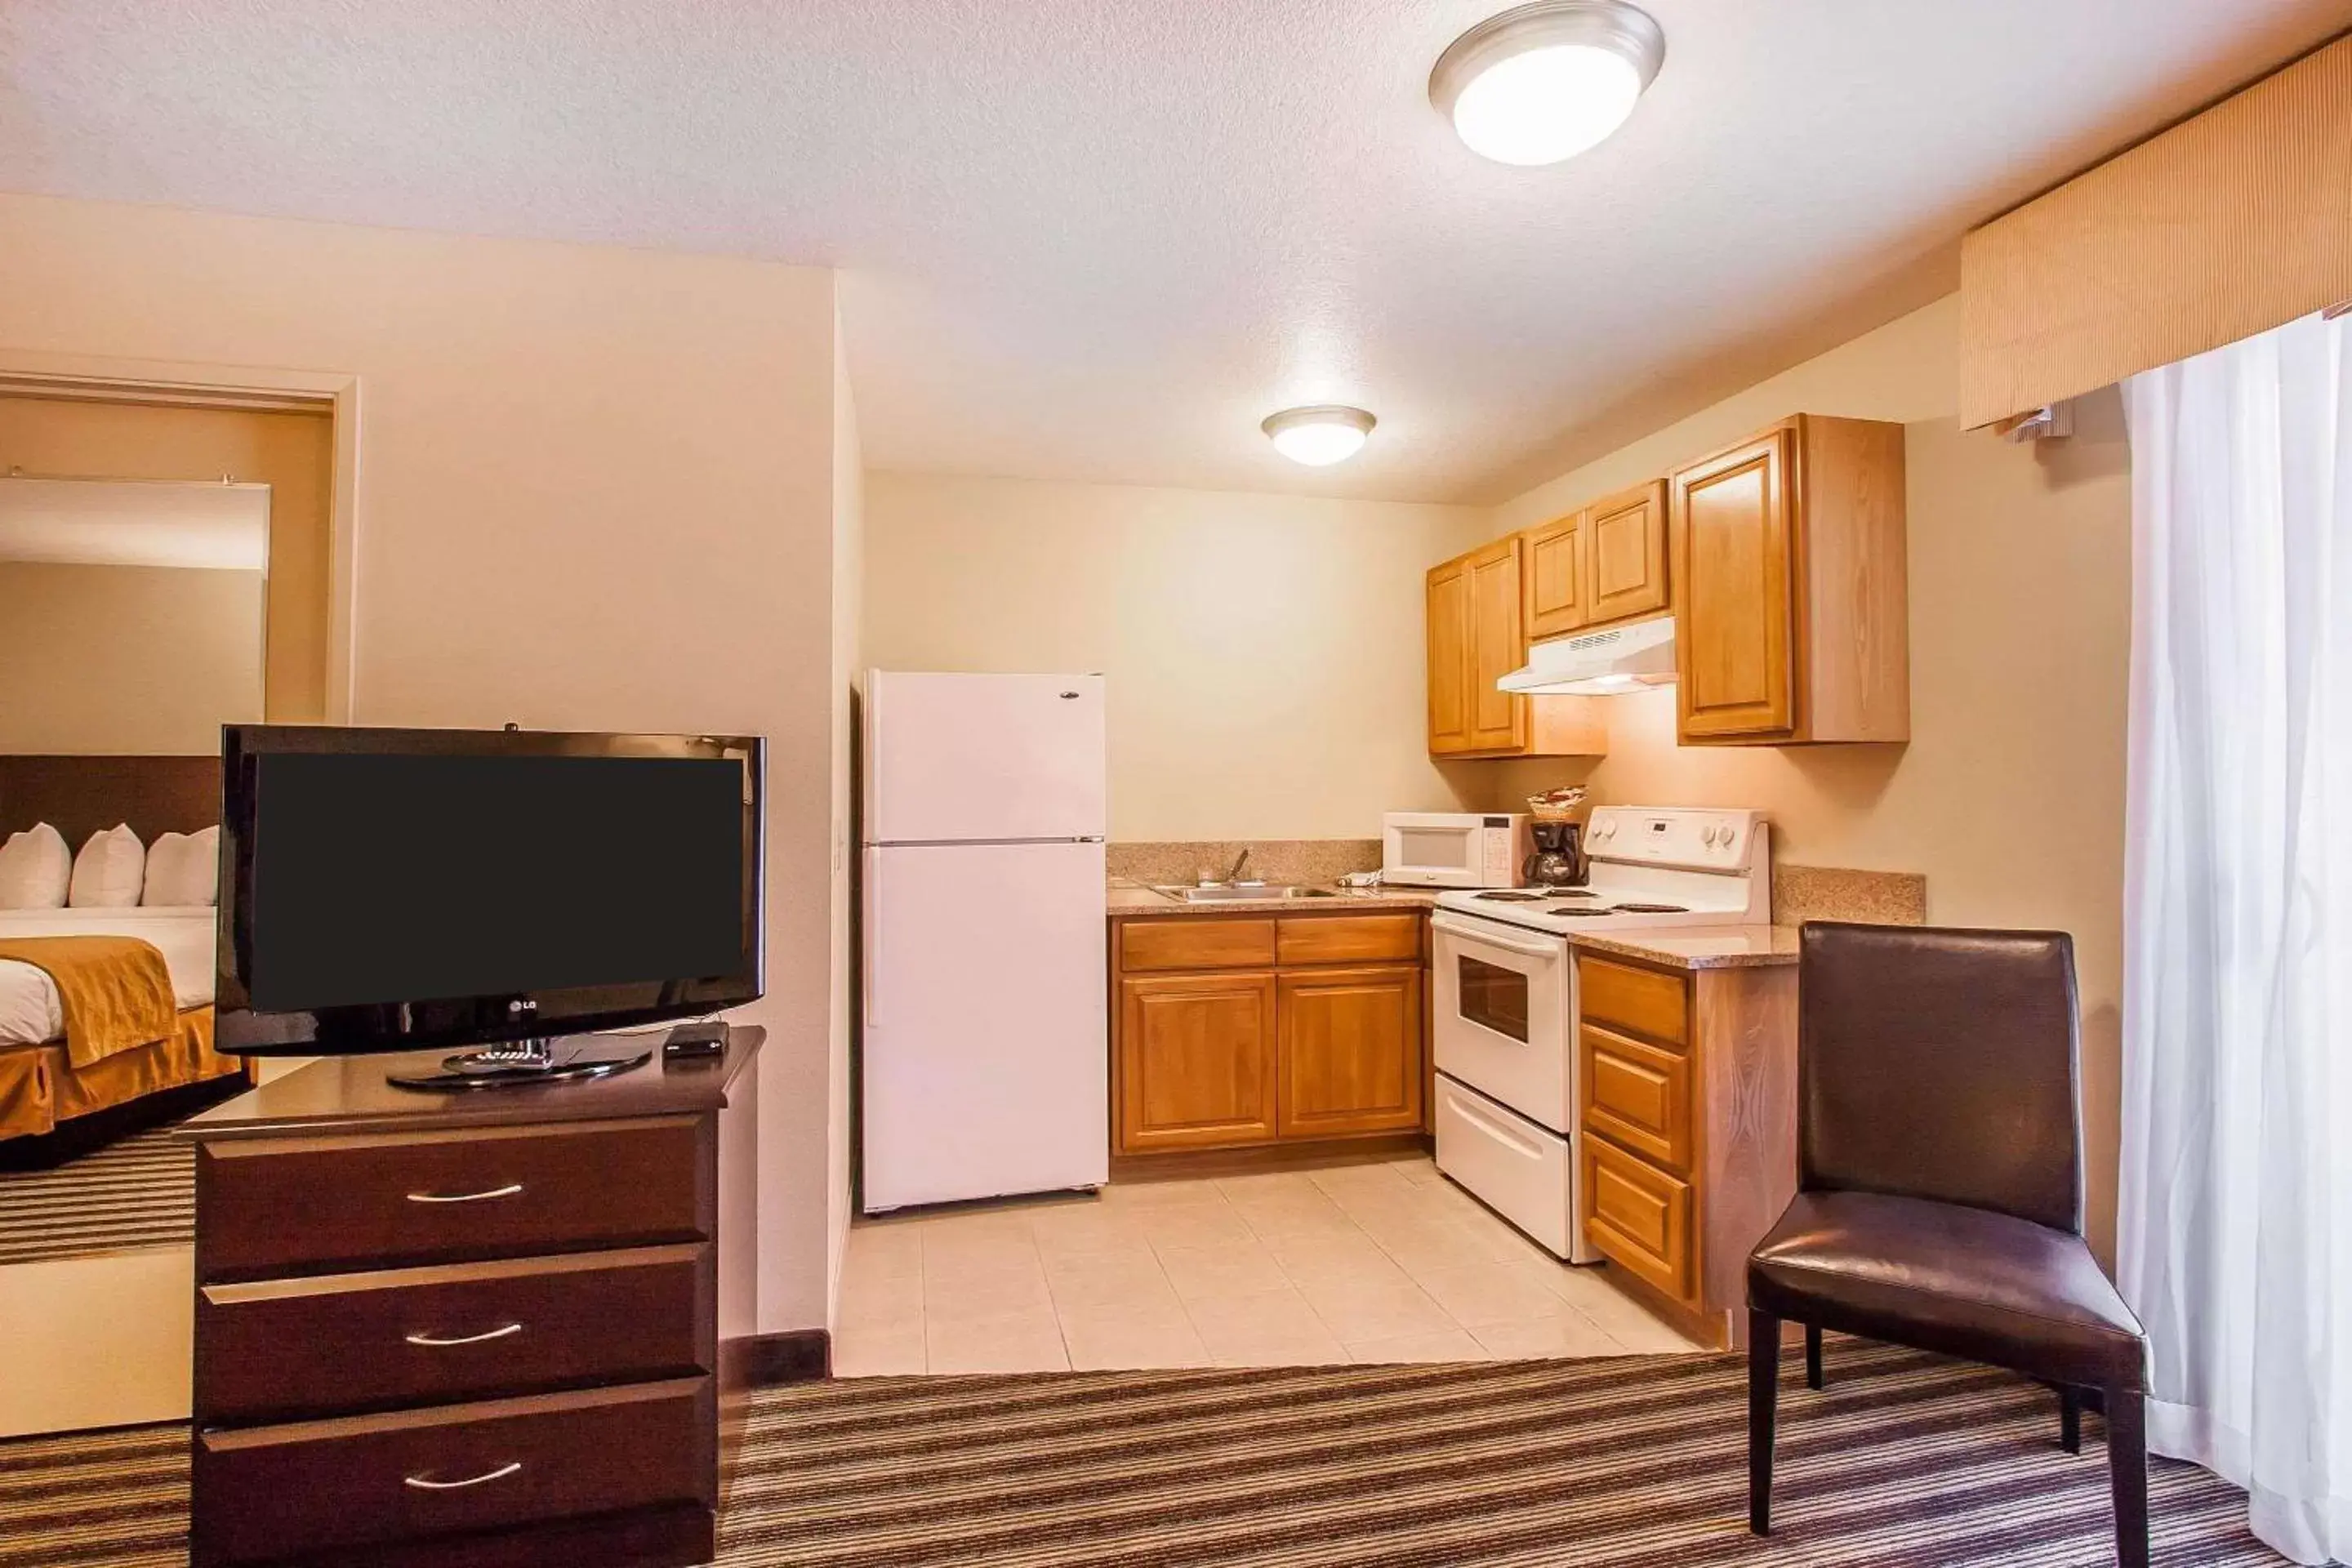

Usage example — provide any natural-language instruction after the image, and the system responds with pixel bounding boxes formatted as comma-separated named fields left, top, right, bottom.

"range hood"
left=1499, top=616, right=1676, bottom=695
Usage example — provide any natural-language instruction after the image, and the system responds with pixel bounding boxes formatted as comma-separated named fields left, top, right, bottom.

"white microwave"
left=1381, top=812, right=1531, bottom=889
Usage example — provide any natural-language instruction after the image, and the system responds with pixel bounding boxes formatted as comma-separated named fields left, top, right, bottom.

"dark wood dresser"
left=179, top=1030, right=762, bottom=1568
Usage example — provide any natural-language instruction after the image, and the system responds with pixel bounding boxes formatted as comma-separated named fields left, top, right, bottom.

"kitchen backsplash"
left=1108, top=839, right=1383, bottom=888
left=1771, top=865, right=1927, bottom=926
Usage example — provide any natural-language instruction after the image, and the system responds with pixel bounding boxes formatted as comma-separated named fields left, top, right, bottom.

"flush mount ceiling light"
left=1431, top=0, right=1665, bottom=167
left=1262, top=405, right=1377, bottom=466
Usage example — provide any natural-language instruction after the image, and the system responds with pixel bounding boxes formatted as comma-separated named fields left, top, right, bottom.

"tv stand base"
left=386, top=1036, right=653, bottom=1092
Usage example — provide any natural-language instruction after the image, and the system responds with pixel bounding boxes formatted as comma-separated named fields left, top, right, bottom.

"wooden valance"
left=1959, top=32, right=2352, bottom=429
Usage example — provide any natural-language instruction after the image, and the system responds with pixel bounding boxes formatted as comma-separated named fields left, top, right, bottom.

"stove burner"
left=1609, top=902, right=1690, bottom=914
left=1542, top=889, right=1598, bottom=898
left=1545, top=907, right=1615, bottom=918
left=1474, top=891, right=1548, bottom=902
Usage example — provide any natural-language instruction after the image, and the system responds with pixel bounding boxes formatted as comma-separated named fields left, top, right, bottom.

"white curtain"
left=2120, top=307, right=2352, bottom=1566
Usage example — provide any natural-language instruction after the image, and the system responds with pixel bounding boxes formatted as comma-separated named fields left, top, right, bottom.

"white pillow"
left=0, top=823, right=72, bottom=910
left=68, top=824, right=145, bottom=909
left=143, top=826, right=220, bottom=907
left=140, top=826, right=216, bottom=908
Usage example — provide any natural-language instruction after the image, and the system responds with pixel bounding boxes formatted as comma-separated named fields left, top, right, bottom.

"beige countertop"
left=1561, top=925, right=1800, bottom=970
left=1107, top=880, right=1440, bottom=915
left=1104, top=880, right=1793, bottom=967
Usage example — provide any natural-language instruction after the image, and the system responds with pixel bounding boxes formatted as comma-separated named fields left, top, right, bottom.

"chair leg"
left=1804, top=1323, right=1824, bottom=1391
left=2059, top=1387, right=2082, bottom=1454
left=1748, top=1309, right=1780, bottom=1536
left=2106, top=1386, right=2149, bottom=1568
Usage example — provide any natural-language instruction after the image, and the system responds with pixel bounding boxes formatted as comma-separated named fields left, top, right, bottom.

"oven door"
left=1430, top=911, right=1572, bottom=1132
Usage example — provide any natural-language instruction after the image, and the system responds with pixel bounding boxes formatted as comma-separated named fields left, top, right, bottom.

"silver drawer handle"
left=404, top=1321, right=523, bottom=1348
left=403, top=1461, right=522, bottom=1492
left=404, top=1183, right=524, bottom=1205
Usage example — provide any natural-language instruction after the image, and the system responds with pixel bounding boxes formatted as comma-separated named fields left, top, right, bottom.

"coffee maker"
left=1524, top=820, right=1588, bottom=888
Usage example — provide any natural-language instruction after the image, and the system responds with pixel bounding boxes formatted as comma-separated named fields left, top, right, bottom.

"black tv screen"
left=216, top=727, right=764, bottom=1055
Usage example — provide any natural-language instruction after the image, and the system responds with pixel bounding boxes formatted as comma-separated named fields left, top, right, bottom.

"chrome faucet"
left=1199, top=848, right=1253, bottom=887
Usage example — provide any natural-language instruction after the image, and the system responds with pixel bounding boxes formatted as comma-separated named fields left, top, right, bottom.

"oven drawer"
left=191, top=1378, right=715, bottom=1566
left=196, top=1118, right=711, bottom=1280
left=1432, top=1074, right=1575, bottom=1259
left=197, top=1245, right=713, bottom=1426
left=1581, top=1136, right=1695, bottom=1303
left=1580, top=1025, right=1693, bottom=1174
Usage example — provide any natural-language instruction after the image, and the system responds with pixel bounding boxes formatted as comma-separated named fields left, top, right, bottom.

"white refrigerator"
left=859, top=670, right=1108, bottom=1213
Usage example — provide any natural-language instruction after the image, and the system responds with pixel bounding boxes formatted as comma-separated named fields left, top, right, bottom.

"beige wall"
left=863, top=474, right=1488, bottom=842
left=1479, top=296, right=2135, bottom=1256
left=0, top=191, right=847, bottom=1331
left=0, top=395, right=333, bottom=721
left=826, top=322, right=864, bottom=1320
left=0, top=562, right=264, bottom=753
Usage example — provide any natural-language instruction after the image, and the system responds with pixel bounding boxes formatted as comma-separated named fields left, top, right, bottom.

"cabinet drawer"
left=197, top=1118, right=710, bottom=1281
left=1119, top=917, right=1278, bottom=973
left=1577, top=954, right=1688, bottom=1046
left=192, top=1378, right=713, bottom=1566
left=1580, top=1025, right=1692, bottom=1174
left=197, top=1245, right=711, bottom=1426
left=1581, top=1136, right=1694, bottom=1303
left=1275, top=912, right=1422, bottom=966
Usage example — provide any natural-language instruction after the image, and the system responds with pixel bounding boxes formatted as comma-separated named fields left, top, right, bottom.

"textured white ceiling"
left=1, top=2, right=2341, bottom=502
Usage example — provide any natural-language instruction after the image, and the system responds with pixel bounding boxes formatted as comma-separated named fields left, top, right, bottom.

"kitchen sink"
left=1152, top=884, right=1340, bottom=902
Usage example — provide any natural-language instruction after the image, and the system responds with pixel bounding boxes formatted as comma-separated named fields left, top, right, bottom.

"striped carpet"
left=0, top=1128, right=192, bottom=1267
left=0, top=1341, right=2283, bottom=1566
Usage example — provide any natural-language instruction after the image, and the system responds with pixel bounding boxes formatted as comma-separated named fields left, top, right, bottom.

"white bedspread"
left=0, top=907, right=217, bottom=1049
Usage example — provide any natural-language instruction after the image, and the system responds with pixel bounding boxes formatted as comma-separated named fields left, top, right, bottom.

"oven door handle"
left=1431, top=915, right=1563, bottom=960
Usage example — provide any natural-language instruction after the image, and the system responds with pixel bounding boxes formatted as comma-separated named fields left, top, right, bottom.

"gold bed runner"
left=0, top=936, right=178, bottom=1069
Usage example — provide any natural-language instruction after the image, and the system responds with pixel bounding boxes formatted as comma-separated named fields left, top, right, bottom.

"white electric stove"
left=1429, top=806, right=1769, bottom=1262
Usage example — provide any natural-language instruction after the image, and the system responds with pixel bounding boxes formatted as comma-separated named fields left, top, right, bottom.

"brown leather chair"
left=1746, top=924, right=2149, bottom=1566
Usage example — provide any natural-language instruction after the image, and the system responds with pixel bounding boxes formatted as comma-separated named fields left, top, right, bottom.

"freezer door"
left=861, top=840, right=1108, bottom=1211
left=864, top=671, right=1107, bottom=844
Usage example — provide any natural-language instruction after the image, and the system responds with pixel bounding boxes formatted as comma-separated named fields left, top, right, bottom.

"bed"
left=0, top=755, right=246, bottom=1145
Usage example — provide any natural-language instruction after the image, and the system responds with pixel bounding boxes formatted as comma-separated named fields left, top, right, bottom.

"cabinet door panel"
left=1117, top=973, right=1279, bottom=1152
left=1276, top=966, right=1423, bottom=1138
left=1466, top=538, right=1526, bottom=753
left=1673, top=430, right=1796, bottom=738
left=1426, top=560, right=1473, bottom=755
left=1523, top=511, right=1588, bottom=640
left=1585, top=480, right=1670, bottom=625
left=1580, top=1025, right=1692, bottom=1174
left=1581, top=1136, right=1695, bottom=1303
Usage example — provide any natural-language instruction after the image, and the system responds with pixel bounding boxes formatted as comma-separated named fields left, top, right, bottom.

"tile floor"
left=835, top=1155, right=1708, bottom=1374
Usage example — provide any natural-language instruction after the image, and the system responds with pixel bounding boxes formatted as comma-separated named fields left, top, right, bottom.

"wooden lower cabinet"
left=1112, top=914, right=1426, bottom=1158
left=1117, top=972, right=1280, bottom=1152
left=1575, top=951, right=1797, bottom=1348
left=1276, top=965, right=1423, bottom=1138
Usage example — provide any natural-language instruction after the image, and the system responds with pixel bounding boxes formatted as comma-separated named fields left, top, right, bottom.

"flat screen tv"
left=216, top=724, right=764, bottom=1086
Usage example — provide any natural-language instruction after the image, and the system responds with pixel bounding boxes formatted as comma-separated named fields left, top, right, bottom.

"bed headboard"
left=0, top=755, right=222, bottom=849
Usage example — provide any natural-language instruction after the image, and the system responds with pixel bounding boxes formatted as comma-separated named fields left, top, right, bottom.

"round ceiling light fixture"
left=1430, top=0, right=1665, bottom=167
left=1262, top=405, right=1377, bottom=466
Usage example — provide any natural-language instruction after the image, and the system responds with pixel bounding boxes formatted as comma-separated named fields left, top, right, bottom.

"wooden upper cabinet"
left=1464, top=538, right=1526, bottom=753
left=1669, top=415, right=1909, bottom=746
left=1425, top=556, right=1474, bottom=755
left=1584, top=480, right=1671, bottom=625
left=1522, top=510, right=1588, bottom=639
left=1427, top=537, right=1606, bottom=760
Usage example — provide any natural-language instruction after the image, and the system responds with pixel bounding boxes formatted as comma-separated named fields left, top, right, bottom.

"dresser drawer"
left=1577, top=954, right=1689, bottom=1047
left=1119, top=917, right=1278, bottom=972
left=1275, top=912, right=1423, bottom=966
left=196, top=1118, right=710, bottom=1280
left=1580, top=1025, right=1693, bottom=1174
left=197, top=1245, right=712, bottom=1426
left=1581, top=1136, right=1694, bottom=1303
left=192, top=1378, right=714, bottom=1566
